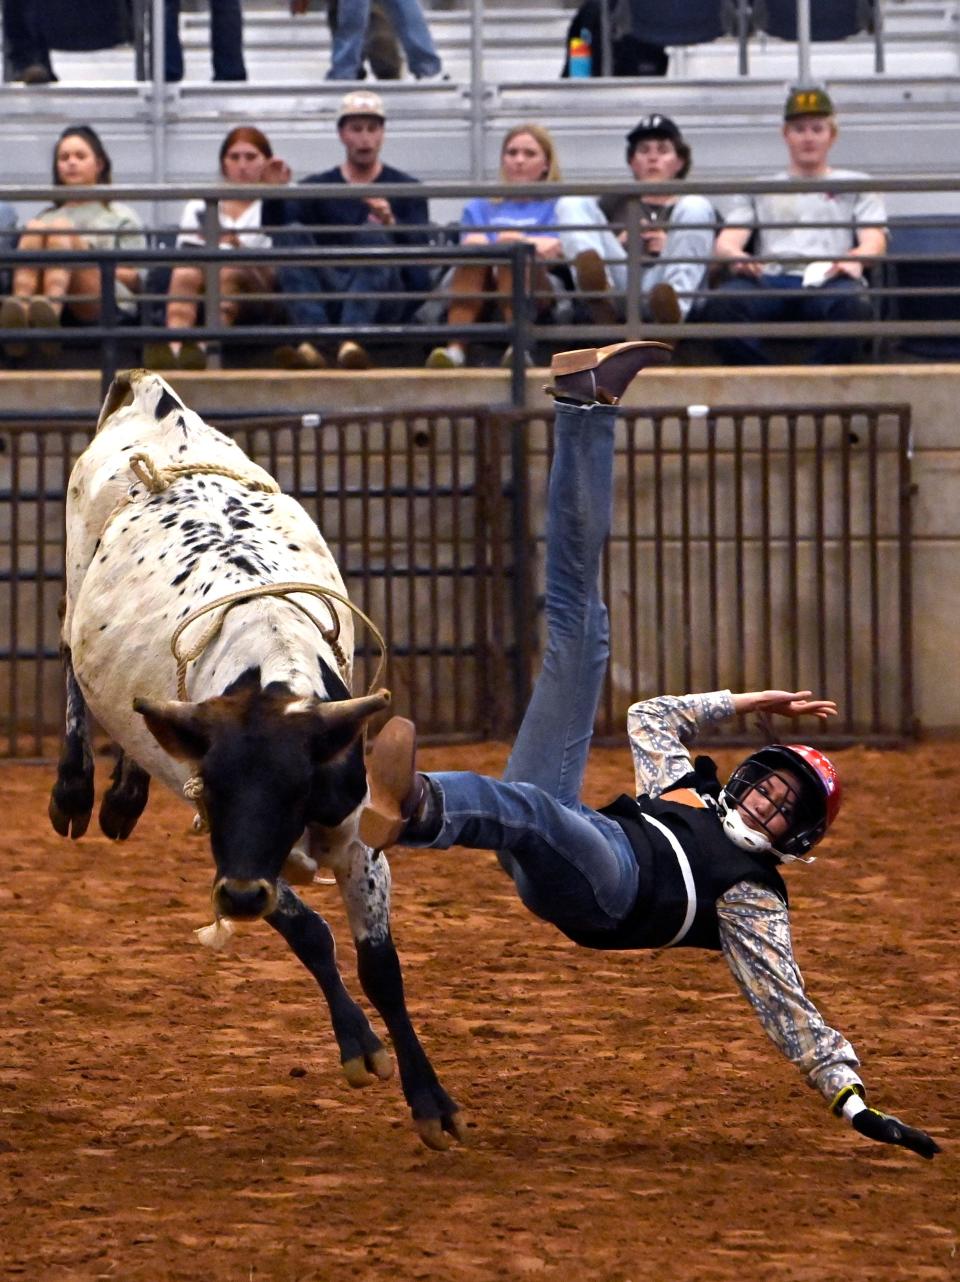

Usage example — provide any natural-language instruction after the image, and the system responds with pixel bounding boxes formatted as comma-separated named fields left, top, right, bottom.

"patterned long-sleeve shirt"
left=627, top=691, right=863, bottom=1108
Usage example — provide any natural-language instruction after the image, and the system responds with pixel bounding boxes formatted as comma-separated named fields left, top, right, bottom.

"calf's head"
left=134, top=671, right=389, bottom=920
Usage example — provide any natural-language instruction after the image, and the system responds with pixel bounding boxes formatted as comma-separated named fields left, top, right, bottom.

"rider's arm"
left=627, top=691, right=735, bottom=799
left=717, top=880, right=864, bottom=1102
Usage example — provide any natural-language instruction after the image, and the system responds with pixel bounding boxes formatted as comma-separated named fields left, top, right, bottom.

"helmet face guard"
left=721, top=744, right=841, bottom=860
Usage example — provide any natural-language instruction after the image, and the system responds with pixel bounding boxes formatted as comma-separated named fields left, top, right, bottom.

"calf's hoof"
left=48, top=779, right=94, bottom=839
left=416, top=1110, right=469, bottom=1152
left=342, top=1046, right=394, bottom=1087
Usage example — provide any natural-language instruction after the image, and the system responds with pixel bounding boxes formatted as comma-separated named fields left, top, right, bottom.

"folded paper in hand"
left=802, top=260, right=834, bottom=288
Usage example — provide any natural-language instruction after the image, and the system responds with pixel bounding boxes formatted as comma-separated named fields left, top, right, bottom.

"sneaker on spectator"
left=19, top=63, right=57, bottom=85
left=416, top=70, right=450, bottom=82
left=336, top=339, right=372, bottom=369
left=144, top=341, right=178, bottom=370
left=273, top=341, right=328, bottom=370
left=426, top=345, right=465, bottom=369
left=178, top=341, right=208, bottom=371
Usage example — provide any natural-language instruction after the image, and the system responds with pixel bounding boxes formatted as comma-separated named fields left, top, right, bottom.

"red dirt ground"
left=1, top=740, right=958, bottom=1282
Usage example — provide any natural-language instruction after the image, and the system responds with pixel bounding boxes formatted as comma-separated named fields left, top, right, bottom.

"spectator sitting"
left=260, top=89, right=432, bottom=370
left=145, top=126, right=280, bottom=372
left=0, top=125, right=145, bottom=358
left=562, top=113, right=714, bottom=326
left=701, top=86, right=888, bottom=365
left=427, top=123, right=580, bottom=369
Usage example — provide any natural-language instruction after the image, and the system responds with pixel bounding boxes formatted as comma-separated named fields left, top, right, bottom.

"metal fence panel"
left=0, top=401, right=912, bottom=757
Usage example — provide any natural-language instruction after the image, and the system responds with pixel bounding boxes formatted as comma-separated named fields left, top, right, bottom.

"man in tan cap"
left=703, top=86, right=887, bottom=364
left=262, top=90, right=431, bottom=369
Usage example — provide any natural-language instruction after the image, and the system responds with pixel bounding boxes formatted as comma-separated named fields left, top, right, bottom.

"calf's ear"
left=308, top=688, right=391, bottom=763
left=133, top=696, right=212, bottom=762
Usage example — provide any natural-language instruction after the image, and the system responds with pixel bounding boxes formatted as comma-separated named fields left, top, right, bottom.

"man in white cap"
left=262, top=90, right=432, bottom=369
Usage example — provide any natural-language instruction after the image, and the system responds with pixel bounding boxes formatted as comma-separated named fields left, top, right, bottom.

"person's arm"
left=258, top=156, right=298, bottom=231
left=627, top=688, right=836, bottom=799
left=718, top=883, right=940, bottom=1159
left=714, top=196, right=762, bottom=278
left=829, top=190, right=888, bottom=280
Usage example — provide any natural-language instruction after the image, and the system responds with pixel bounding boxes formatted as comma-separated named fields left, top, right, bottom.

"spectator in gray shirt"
left=703, top=86, right=887, bottom=365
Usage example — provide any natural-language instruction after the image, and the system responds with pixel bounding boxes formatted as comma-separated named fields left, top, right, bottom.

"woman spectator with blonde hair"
left=146, top=125, right=279, bottom=370
left=426, top=123, right=571, bottom=368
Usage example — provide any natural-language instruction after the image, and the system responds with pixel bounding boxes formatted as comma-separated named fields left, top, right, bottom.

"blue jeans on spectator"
left=704, top=272, right=871, bottom=365
left=328, top=0, right=441, bottom=79
left=413, top=401, right=640, bottom=937
left=277, top=227, right=417, bottom=329
left=165, top=0, right=246, bottom=81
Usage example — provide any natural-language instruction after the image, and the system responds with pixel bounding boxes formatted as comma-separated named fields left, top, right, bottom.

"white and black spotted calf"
left=49, top=369, right=463, bottom=1150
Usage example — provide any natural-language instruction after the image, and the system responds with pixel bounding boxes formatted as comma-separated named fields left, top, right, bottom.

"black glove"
left=852, top=1106, right=941, bottom=1159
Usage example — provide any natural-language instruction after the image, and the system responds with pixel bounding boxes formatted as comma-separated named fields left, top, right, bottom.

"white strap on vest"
left=641, top=812, right=697, bottom=947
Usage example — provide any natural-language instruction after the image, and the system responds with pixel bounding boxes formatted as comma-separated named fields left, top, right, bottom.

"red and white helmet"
left=717, top=744, right=842, bottom=862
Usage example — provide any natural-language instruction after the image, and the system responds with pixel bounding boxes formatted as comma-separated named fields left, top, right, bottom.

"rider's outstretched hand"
left=732, top=689, right=838, bottom=721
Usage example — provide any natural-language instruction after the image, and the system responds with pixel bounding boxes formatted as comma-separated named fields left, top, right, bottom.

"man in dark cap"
left=565, top=114, right=714, bottom=325
left=702, top=86, right=887, bottom=365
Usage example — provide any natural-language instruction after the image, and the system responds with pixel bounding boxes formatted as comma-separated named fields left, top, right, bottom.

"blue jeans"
left=277, top=227, right=413, bottom=329
left=704, top=273, right=871, bottom=365
left=328, top=0, right=441, bottom=79
left=417, top=401, right=639, bottom=937
left=165, top=0, right=246, bottom=81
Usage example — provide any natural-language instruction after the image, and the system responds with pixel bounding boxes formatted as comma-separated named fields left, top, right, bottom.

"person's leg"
left=642, top=195, right=715, bottom=319
left=426, top=263, right=491, bottom=365
left=379, top=0, right=442, bottom=77
left=502, top=400, right=617, bottom=803
left=702, top=275, right=786, bottom=365
left=3, top=0, right=54, bottom=78
left=328, top=0, right=369, bottom=79
left=555, top=195, right=628, bottom=296
left=803, top=275, right=871, bottom=364
left=209, top=0, right=247, bottom=80
left=164, top=0, right=184, bottom=81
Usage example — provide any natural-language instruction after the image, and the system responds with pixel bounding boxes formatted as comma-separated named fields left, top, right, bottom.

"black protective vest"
left=562, top=783, right=788, bottom=953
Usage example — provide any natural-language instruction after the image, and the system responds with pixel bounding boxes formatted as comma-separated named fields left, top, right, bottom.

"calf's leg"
left=336, top=842, right=465, bottom=1151
left=49, top=646, right=94, bottom=838
left=99, top=751, right=151, bottom=840
left=266, top=882, right=391, bottom=1085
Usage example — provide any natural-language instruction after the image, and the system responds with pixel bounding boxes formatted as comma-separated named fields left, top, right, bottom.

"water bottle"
left=568, top=29, right=592, bottom=78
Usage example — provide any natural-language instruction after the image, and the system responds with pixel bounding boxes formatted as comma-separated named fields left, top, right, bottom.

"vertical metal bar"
left=796, top=0, right=812, bottom=84
left=679, top=414, right=692, bottom=692
left=99, top=259, right=119, bottom=400
left=867, top=413, right=881, bottom=733
left=34, top=431, right=47, bottom=755
left=406, top=419, right=418, bottom=724
left=358, top=418, right=372, bottom=695
left=450, top=415, right=464, bottom=729
left=760, top=413, right=772, bottom=688
left=509, top=411, right=534, bottom=730
left=510, top=242, right=531, bottom=407
left=872, top=0, right=885, bottom=74
left=706, top=411, right=719, bottom=692
left=427, top=414, right=440, bottom=730
left=469, top=0, right=485, bottom=182
left=737, top=0, right=750, bottom=76
left=624, top=197, right=643, bottom=336
left=652, top=414, right=666, bottom=694
left=786, top=412, right=799, bottom=690
left=840, top=411, right=854, bottom=730
left=814, top=412, right=827, bottom=705
left=733, top=414, right=746, bottom=711
left=598, top=0, right=613, bottom=76
left=151, top=0, right=166, bottom=193
left=9, top=432, right=20, bottom=755
left=898, top=408, right=914, bottom=736
left=202, top=200, right=221, bottom=360
left=625, top=414, right=640, bottom=697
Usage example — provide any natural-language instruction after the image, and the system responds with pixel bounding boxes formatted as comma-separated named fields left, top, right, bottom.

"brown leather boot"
left=549, top=338, right=673, bottom=405
left=360, top=717, right=429, bottom=851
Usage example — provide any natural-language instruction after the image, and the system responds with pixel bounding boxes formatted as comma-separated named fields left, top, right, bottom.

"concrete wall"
left=0, top=361, right=956, bottom=730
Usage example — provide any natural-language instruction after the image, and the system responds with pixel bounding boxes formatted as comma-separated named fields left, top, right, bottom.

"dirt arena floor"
left=1, top=739, right=958, bottom=1282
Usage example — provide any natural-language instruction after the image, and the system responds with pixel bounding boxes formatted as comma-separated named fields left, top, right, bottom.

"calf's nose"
left=213, top=877, right=277, bottom=921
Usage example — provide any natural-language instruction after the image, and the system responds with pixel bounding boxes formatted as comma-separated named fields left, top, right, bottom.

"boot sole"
left=360, top=717, right=417, bottom=850
left=550, top=340, right=673, bottom=377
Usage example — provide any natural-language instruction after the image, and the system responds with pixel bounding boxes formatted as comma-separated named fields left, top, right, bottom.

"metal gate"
left=0, top=401, right=913, bottom=757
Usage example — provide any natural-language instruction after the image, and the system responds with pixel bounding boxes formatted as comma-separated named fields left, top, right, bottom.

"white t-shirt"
left=723, top=170, right=888, bottom=276
left=176, top=198, right=271, bottom=249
